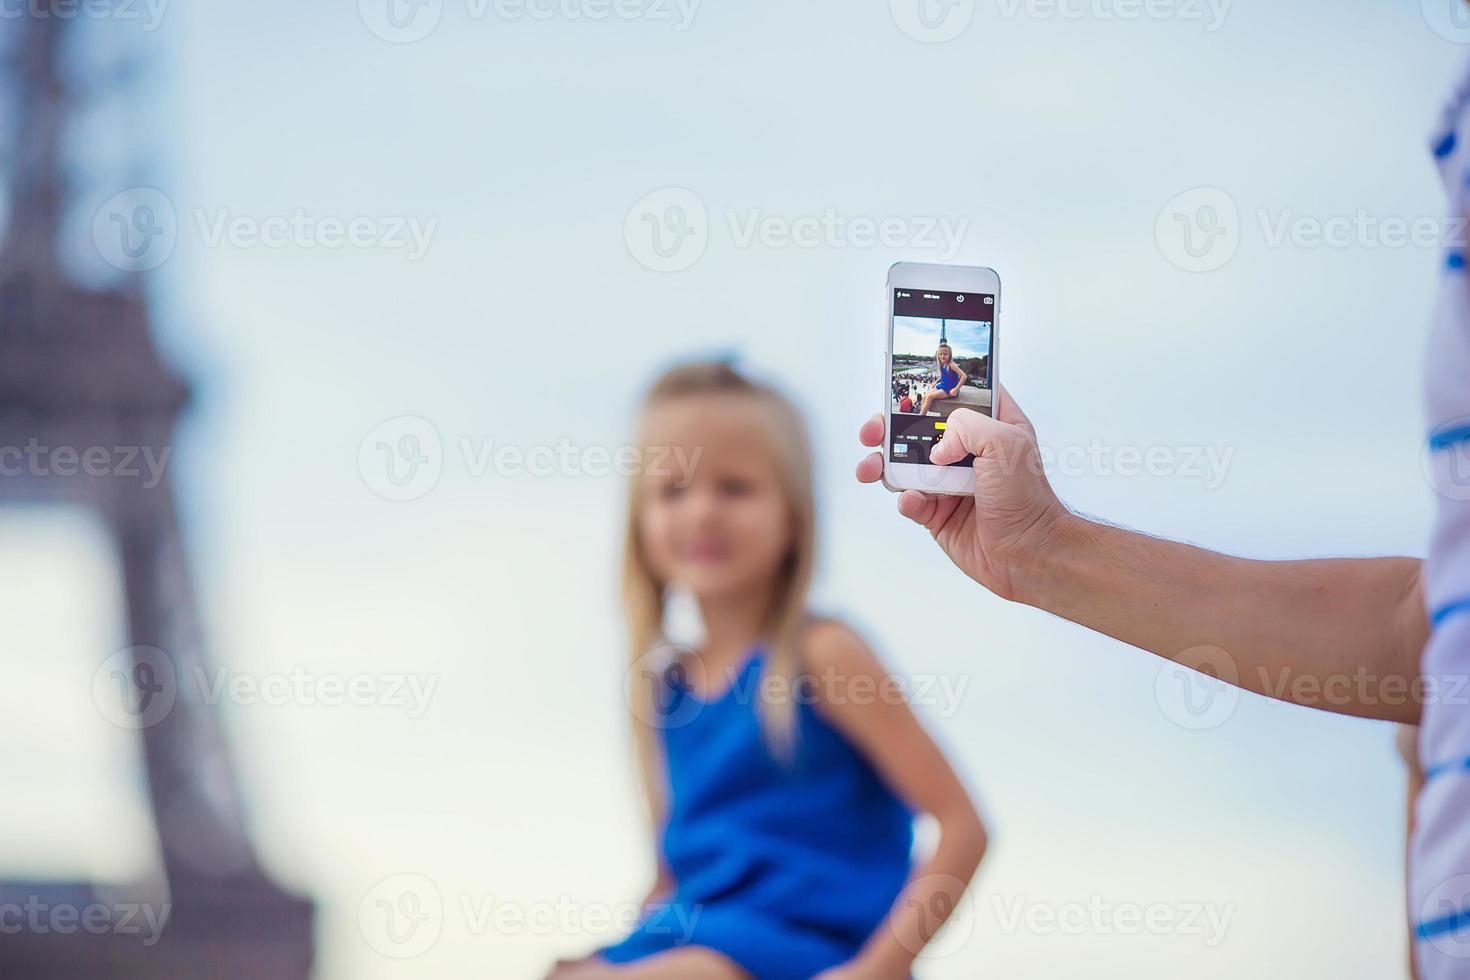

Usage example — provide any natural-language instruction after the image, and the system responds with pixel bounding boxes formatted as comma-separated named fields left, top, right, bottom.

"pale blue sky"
left=894, top=314, right=992, bottom=359
left=3, top=2, right=1467, bottom=977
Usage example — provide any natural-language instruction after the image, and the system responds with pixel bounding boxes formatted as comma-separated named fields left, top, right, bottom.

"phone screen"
left=888, top=288, right=995, bottom=466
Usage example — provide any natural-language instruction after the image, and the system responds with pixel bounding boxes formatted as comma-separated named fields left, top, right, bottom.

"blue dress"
left=937, top=364, right=959, bottom=392
left=601, top=649, right=914, bottom=979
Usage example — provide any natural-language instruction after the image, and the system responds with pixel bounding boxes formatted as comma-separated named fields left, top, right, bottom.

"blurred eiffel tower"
left=0, top=12, right=313, bottom=979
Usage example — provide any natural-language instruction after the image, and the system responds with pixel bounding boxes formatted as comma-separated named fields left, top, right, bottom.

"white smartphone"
left=882, top=262, right=1001, bottom=496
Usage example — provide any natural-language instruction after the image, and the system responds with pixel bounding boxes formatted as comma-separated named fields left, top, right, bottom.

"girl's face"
left=937, top=347, right=951, bottom=363
left=637, top=394, right=793, bottom=603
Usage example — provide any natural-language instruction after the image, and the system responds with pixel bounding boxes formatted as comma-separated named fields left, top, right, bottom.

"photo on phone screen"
left=888, top=288, right=994, bottom=467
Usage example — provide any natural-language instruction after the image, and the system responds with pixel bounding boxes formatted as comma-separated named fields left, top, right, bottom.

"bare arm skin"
left=855, top=391, right=1429, bottom=724
left=805, top=621, right=987, bottom=980
left=1026, top=516, right=1426, bottom=723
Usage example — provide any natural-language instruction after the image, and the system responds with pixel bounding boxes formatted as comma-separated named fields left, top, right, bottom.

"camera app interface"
left=888, top=288, right=994, bottom=466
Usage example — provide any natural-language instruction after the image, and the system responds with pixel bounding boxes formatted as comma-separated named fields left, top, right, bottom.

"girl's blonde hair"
left=620, top=360, right=816, bottom=828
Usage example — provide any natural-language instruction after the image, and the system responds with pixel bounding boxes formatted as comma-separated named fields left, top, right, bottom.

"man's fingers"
left=898, top=489, right=937, bottom=525
left=899, top=489, right=965, bottom=531
left=995, top=383, right=1035, bottom=437
left=856, top=416, right=886, bottom=486
left=929, top=408, right=1005, bottom=465
left=931, top=493, right=965, bottom=530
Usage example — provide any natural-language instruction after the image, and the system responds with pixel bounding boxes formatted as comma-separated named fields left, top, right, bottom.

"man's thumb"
left=929, top=409, right=998, bottom=466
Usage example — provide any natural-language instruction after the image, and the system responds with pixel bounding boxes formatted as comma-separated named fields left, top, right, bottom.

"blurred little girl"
left=547, top=361, right=987, bottom=980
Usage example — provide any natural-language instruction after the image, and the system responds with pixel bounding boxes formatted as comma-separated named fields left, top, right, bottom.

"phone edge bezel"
left=881, top=261, right=1001, bottom=496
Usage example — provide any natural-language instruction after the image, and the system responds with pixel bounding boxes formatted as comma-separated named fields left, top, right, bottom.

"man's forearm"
left=1016, top=515, right=1429, bottom=724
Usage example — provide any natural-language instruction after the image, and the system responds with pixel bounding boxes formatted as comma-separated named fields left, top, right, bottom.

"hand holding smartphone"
left=882, top=262, right=1001, bottom=496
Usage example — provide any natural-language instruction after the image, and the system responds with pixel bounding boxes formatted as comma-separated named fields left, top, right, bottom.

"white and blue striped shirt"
left=1412, top=60, right=1470, bottom=978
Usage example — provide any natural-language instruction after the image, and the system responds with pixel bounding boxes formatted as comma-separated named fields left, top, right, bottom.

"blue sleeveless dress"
left=937, top=364, right=959, bottom=392
left=601, top=649, right=914, bottom=978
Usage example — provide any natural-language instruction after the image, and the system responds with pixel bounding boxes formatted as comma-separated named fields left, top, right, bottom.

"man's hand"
left=856, top=385, right=1427, bottom=723
left=856, top=386, right=1073, bottom=601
